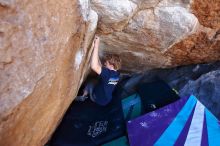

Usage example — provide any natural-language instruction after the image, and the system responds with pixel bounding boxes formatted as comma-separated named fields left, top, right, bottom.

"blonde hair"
left=103, top=54, right=121, bottom=70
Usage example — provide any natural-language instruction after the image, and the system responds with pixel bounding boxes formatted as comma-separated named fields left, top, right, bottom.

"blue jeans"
left=84, top=80, right=97, bottom=102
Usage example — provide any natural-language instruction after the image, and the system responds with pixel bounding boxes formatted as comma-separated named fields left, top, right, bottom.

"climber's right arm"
left=91, top=36, right=102, bottom=75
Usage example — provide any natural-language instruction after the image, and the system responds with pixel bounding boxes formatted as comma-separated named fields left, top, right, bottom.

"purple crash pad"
left=127, top=95, right=220, bottom=146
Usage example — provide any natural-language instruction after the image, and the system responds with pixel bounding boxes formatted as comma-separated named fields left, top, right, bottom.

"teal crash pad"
left=122, top=94, right=142, bottom=121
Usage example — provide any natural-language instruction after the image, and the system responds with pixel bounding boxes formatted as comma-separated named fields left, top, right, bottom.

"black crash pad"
left=137, top=80, right=180, bottom=113
left=50, top=93, right=125, bottom=146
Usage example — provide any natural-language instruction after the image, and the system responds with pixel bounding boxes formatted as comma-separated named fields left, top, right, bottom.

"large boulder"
left=91, top=0, right=220, bottom=72
left=0, top=0, right=97, bottom=146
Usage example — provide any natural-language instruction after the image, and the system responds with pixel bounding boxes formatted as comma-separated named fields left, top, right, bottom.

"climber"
left=75, top=36, right=121, bottom=106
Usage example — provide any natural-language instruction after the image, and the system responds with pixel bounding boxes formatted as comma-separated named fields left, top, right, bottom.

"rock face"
left=179, top=70, right=220, bottom=118
left=0, top=0, right=97, bottom=146
left=191, top=0, right=220, bottom=29
left=91, top=0, right=220, bottom=72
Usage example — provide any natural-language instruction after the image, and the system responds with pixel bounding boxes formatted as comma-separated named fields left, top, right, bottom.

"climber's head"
left=103, top=54, right=121, bottom=71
